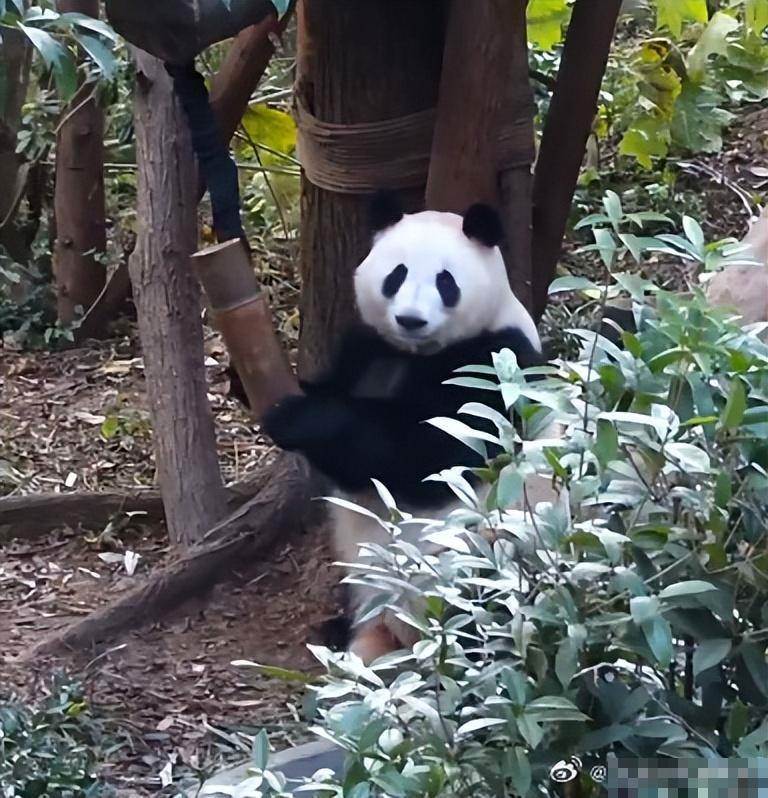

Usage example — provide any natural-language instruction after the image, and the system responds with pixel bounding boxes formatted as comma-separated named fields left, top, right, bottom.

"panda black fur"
left=263, top=324, right=541, bottom=506
left=260, top=191, right=543, bottom=661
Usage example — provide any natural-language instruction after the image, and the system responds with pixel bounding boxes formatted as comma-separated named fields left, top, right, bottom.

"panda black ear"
left=369, top=190, right=404, bottom=233
left=462, top=203, right=504, bottom=248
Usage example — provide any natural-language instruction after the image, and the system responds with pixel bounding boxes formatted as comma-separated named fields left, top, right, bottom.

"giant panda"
left=260, top=190, right=543, bottom=662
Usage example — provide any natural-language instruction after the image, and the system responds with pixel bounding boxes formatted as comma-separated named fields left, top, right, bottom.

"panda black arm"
left=261, top=393, right=483, bottom=501
left=261, top=325, right=542, bottom=501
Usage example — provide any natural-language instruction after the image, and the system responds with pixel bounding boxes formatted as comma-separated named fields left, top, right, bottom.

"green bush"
left=0, top=677, right=110, bottom=797
left=234, top=201, right=768, bottom=797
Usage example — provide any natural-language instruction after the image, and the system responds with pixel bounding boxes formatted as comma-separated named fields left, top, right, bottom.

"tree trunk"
left=497, top=1, right=536, bottom=310
left=76, top=12, right=295, bottom=342
left=0, top=27, right=32, bottom=260
left=426, top=0, right=506, bottom=211
left=128, top=50, right=228, bottom=547
left=425, top=0, right=535, bottom=308
left=531, top=0, right=622, bottom=320
left=53, top=0, right=107, bottom=323
left=295, top=0, right=447, bottom=379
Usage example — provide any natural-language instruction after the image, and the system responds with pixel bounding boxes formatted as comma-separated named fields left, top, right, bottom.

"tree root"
left=25, top=452, right=324, bottom=659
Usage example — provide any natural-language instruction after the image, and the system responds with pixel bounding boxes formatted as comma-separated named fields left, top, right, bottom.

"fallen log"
left=0, top=468, right=273, bottom=542
left=26, top=451, right=323, bottom=658
left=0, top=490, right=165, bottom=541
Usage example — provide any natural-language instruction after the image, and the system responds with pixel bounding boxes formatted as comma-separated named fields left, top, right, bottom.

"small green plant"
left=569, top=189, right=754, bottom=275
left=0, top=675, right=112, bottom=797
left=99, top=408, right=152, bottom=446
left=0, top=248, right=84, bottom=350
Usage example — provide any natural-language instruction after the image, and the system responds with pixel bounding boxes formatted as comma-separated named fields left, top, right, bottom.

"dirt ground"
left=0, top=332, right=342, bottom=795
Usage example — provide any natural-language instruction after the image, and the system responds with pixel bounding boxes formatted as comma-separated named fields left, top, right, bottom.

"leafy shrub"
left=0, top=250, right=80, bottom=349
left=234, top=200, right=768, bottom=797
left=528, top=0, right=768, bottom=168
left=0, top=1, right=118, bottom=100
left=0, top=676, right=110, bottom=797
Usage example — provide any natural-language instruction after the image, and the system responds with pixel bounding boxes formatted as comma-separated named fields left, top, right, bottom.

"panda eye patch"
left=436, top=270, right=461, bottom=308
left=382, top=263, right=408, bottom=298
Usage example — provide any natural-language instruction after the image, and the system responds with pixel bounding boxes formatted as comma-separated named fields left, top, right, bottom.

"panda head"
left=354, top=190, right=540, bottom=353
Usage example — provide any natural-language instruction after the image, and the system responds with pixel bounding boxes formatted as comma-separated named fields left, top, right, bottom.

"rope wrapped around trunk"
left=295, top=95, right=536, bottom=195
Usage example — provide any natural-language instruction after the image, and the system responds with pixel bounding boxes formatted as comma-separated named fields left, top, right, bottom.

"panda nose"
left=396, top=315, right=428, bottom=331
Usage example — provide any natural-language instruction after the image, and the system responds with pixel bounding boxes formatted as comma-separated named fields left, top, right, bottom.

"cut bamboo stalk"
left=192, top=238, right=299, bottom=419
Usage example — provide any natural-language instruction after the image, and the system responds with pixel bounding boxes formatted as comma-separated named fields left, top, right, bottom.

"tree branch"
left=530, top=0, right=621, bottom=320
left=208, top=0, right=296, bottom=150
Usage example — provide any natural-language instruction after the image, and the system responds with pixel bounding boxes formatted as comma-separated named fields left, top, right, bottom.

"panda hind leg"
left=348, top=618, right=401, bottom=663
left=348, top=611, right=422, bottom=664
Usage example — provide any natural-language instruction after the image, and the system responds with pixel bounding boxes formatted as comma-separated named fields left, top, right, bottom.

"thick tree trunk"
left=425, top=0, right=535, bottom=309
left=0, top=27, right=32, bottom=260
left=531, top=0, right=622, bottom=320
left=295, top=0, right=447, bottom=379
left=53, top=0, right=107, bottom=323
left=426, top=0, right=505, bottom=211
left=128, top=50, right=228, bottom=547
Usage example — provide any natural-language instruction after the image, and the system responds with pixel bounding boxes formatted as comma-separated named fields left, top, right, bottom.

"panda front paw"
left=261, top=395, right=351, bottom=453
left=261, top=395, right=310, bottom=449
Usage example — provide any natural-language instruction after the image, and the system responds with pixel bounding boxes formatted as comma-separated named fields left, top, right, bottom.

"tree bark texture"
left=53, top=0, right=107, bottom=323
left=0, top=26, right=32, bottom=259
left=531, top=0, right=622, bottom=320
left=128, top=50, right=228, bottom=547
left=295, top=0, right=447, bottom=379
left=497, top=0, right=536, bottom=310
left=425, top=0, right=535, bottom=309
left=77, top=11, right=294, bottom=341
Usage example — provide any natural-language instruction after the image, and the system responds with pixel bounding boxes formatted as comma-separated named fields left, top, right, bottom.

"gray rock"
left=196, top=739, right=345, bottom=797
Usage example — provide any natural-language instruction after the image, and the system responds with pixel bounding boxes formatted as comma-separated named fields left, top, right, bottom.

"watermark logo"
left=550, top=756, right=606, bottom=784
left=550, top=757, right=581, bottom=783
left=590, top=764, right=607, bottom=783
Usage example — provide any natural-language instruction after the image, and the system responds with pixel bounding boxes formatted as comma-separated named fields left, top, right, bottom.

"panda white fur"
left=262, top=191, right=543, bottom=662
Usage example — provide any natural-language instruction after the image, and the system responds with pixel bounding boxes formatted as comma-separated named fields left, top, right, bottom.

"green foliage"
left=99, top=407, right=152, bottom=450
left=746, top=0, right=768, bottom=35
left=235, top=94, right=301, bottom=236
left=0, top=675, right=111, bottom=797
left=0, top=248, right=80, bottom=350
left=0, top=1, right=117, bottom=100
left=239, top=104, right=297, bottom=161
left=655, top=0, right=708, bottom=38
left=526, top=0, right=572, bottom=51
left=236, top=198, right=768, bottom=796
left=528, top=0, right=768, bottom=168
left=619, top=6, right=767, bottom=165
